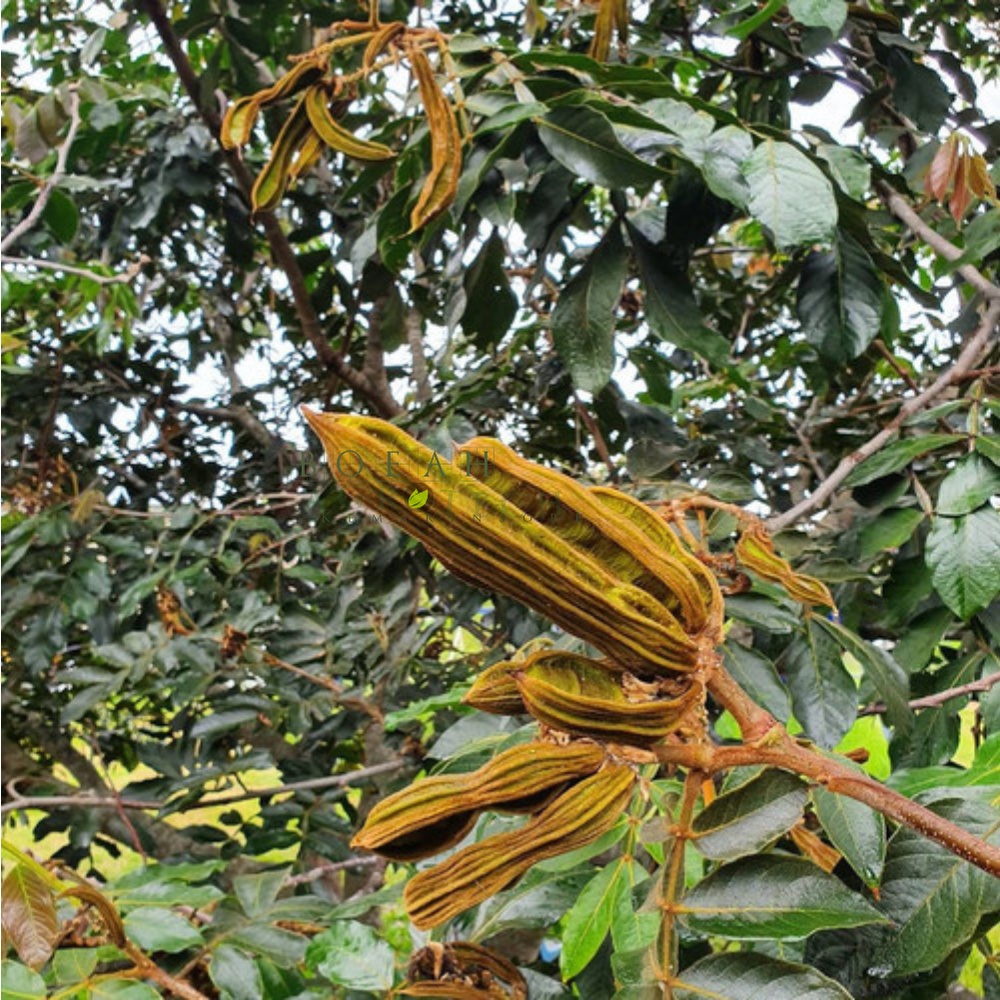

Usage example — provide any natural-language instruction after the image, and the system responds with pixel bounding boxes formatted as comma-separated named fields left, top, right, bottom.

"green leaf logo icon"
left=408, top=488, right=429, bottom=510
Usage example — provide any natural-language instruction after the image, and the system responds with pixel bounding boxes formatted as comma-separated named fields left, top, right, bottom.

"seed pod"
left=303, top=411, right=719, bottom=676
left=220, top=59, right=325, bottom=150
left=303, top=84, right=395, bottom=161
left=408, top=45, right=462, bottom=232
left=352, top=741, right=607, bottom=861
left=401, top=941, right=527, bottom=999
left=250, top=94, right=315, bottom=213
left=404, top=763, right=636, bottom=929
left=513, top=651, right=703, bottom=747
left=463, top=661, right=526, bottom=715
left=363, top=20, right=406, bottom=74
left=735, top=527, right=835, bottom=610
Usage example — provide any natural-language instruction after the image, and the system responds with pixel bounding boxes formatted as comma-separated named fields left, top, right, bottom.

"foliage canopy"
left=2, top=0, right=999, bottom=997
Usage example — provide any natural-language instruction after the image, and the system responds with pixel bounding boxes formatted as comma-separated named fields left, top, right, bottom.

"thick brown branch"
left=768, top=298, right=1000, bottom=530
left=137, top=0, right=401, bottom=418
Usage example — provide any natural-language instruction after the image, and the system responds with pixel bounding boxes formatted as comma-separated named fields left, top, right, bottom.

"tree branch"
left=136, top=0, right=401, bottom=418
left=878, top=183, right=1000, bottom=301
left=768, top=298, right=1000, bottom=530
left=0, top=254, right=147, bottom=285
left=1, top=759, right=408, bottom=816
left=1, top=86, right=82, bottom=254
left=861, top=670, right=1000, bottom=715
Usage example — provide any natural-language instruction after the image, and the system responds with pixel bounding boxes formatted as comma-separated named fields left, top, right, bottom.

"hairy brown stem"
left=137, top=0, right=402, bottom=418
left=861, top=670, right=1000, bottom=715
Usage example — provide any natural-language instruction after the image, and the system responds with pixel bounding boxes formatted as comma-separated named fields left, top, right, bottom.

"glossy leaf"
left=560, top=863, right=620, bottom=979
left=305, top=921, right=395, bottom=992
left=742, top=140, right=838, bottom=247
left=796, top=233, right=884, bottom=363
left=937, top=453, right=1000, bottom=517
left=679, top=855, right=886, bottom=939
left=692, top=770, right=808, bottom=861
left=812, top=785, right=886, bottom=888
left=675, top=952, right=853, bottom=999
left=122, top=907, right=203, bottom=953
left=551, top=222, right=627, bottom=392
left=0, top=864, right=59, bottom=970
left=926, top=506, right=1000, bottom=619
left=874, top=789, right=1000, bottom=974
left=209, top=945, right=263, bottom=1000
left=721, top=643, right=792, bottom=722
left=844, top=434, right=964, bottom=487
left=782, top=617, right=858, bottom=749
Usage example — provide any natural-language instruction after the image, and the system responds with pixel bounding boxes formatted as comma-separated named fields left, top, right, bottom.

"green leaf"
left=926, top=506, right=1000, bottom=619
left=858, top=508, right=924, bottom=560
left=815, top=618, right=912, bottom=736
left=0, top=864, right=59, bottom=970
left=742, top=140, right=838, bottom=247
left=721, top=642, right=792, bottom=723
left=937, top=453, right=1000, bottom=516
left=874, top=789, right=1000, bottom=975
left=797, top=233, right=884, bottom=363
left=88, top=981, right=161, bottom=999
left=844, top=434, right=964, bottom=487
left=304, top=921, right=395, bottom=991
left=782, top=617, right=858, bottom=749
left=629, top=223, right=730, bottom=364
left=122, top=907, right=203, bottom=953
left=0, top=960, right=47, bottom=998
left=560, top=863, right=621, bottom=979
left=610, top=860, right=658, bottom=954
left=725, top=0, right=784, bottom=39
left=679, top=855, right=886, bottom=940
left=817, top=144, right=871, bottom=200
left=886, top=49, right=951, bottom=132
left=948, top=208, right=1000, bottom=269
left=788, top=0, right=847, bottom=32
left=551, top=222, right=627, bottom=392
left=233, top=868, right=289, bottom=919
left=42, top=189, right=79, bottom=244
left=210, top=944, right=263, bottom=1000
left=471, top=868, right=592, bottom=940
left=812, top=786, right=886, bottom=888
left=461, top=231, right=517, bottom=348
left=692, top=771, right=808, bottom=862
left=51, top=948, right=99, bottom=984
left=675, top=952, right=854, bottom=999
left=536, top=106, right=666, bottom=189
left=700, top=126, right=753, bottom=208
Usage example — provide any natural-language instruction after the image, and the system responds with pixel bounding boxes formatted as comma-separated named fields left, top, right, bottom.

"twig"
left=0, top=254, right=146, bottom=285
left=283, top=856, right=381, bottom=887
left=1, top=87, right=82, bottom=254
left=137, top=0, right=401, bottom=418
left=768, top=298, right=1000, bottom=530
left=1, top=759, right=407, bottom=815
left=861, top=671, right=1000, bottom=715
left=878, top=183, right=1000, bottom=301
left=573, top=393, right=619, bottom=483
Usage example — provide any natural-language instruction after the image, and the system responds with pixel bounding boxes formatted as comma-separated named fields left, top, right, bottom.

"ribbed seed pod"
left=400, top=941, right=527, bottom=999
left=302, top=411, right=720, bottom=676
left=352, top=741, right=607, bottom=861
left=463, top=660, right=526, bottom=715
left=735, top=526, right=835, bottom=610
left=513, top=651, right=703, bottom=748
left=403, top=764, right=636, bottom=929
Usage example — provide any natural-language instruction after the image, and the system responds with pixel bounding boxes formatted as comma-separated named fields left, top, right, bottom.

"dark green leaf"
left=122, top=907, right=203, bottom=953
left=722, top=642, right=792, bottom=722
left=679, top=855, right=886, bottom=939
left=812, top=785, right=885, bottom=888
left=536, top=106, right=666, bottom=189
left=796, top=233, right=884, bottom=363
left=887, top=49, right=951, bottom=132
left=461, top=231, right=517, bottom=348
left=742, top=140, right=838, bottom=247
left=692, top=770, right=808, bottom=862
left=858, top=508, right=924, bottom=560
left=675, top=952, right=853, bottom=999
left=42, top=189, right=79, bottom=244
left=551, top=222, right=627, bottom=392
left=304, top=921, right=395, bottom=991
left=845, top=434, right=964, bottom=487
left=210, top=944, right=263, bottom=1000
left=814, top=618, right=911, bottom=735
left=926, top=506, right=1000, bottom=618
left=782, top=617, right=858, bottom=749
left=937, top=453, right=1000, bottom=516
left=560, top=863, right=621, bottom=979
left=233, top=869, right=289, bottom=919
left=874, top=789, right=1000, bottom=974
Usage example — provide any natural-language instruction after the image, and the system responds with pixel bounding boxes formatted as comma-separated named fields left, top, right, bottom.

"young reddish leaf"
left=1, top=864, right=60, bottom=970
